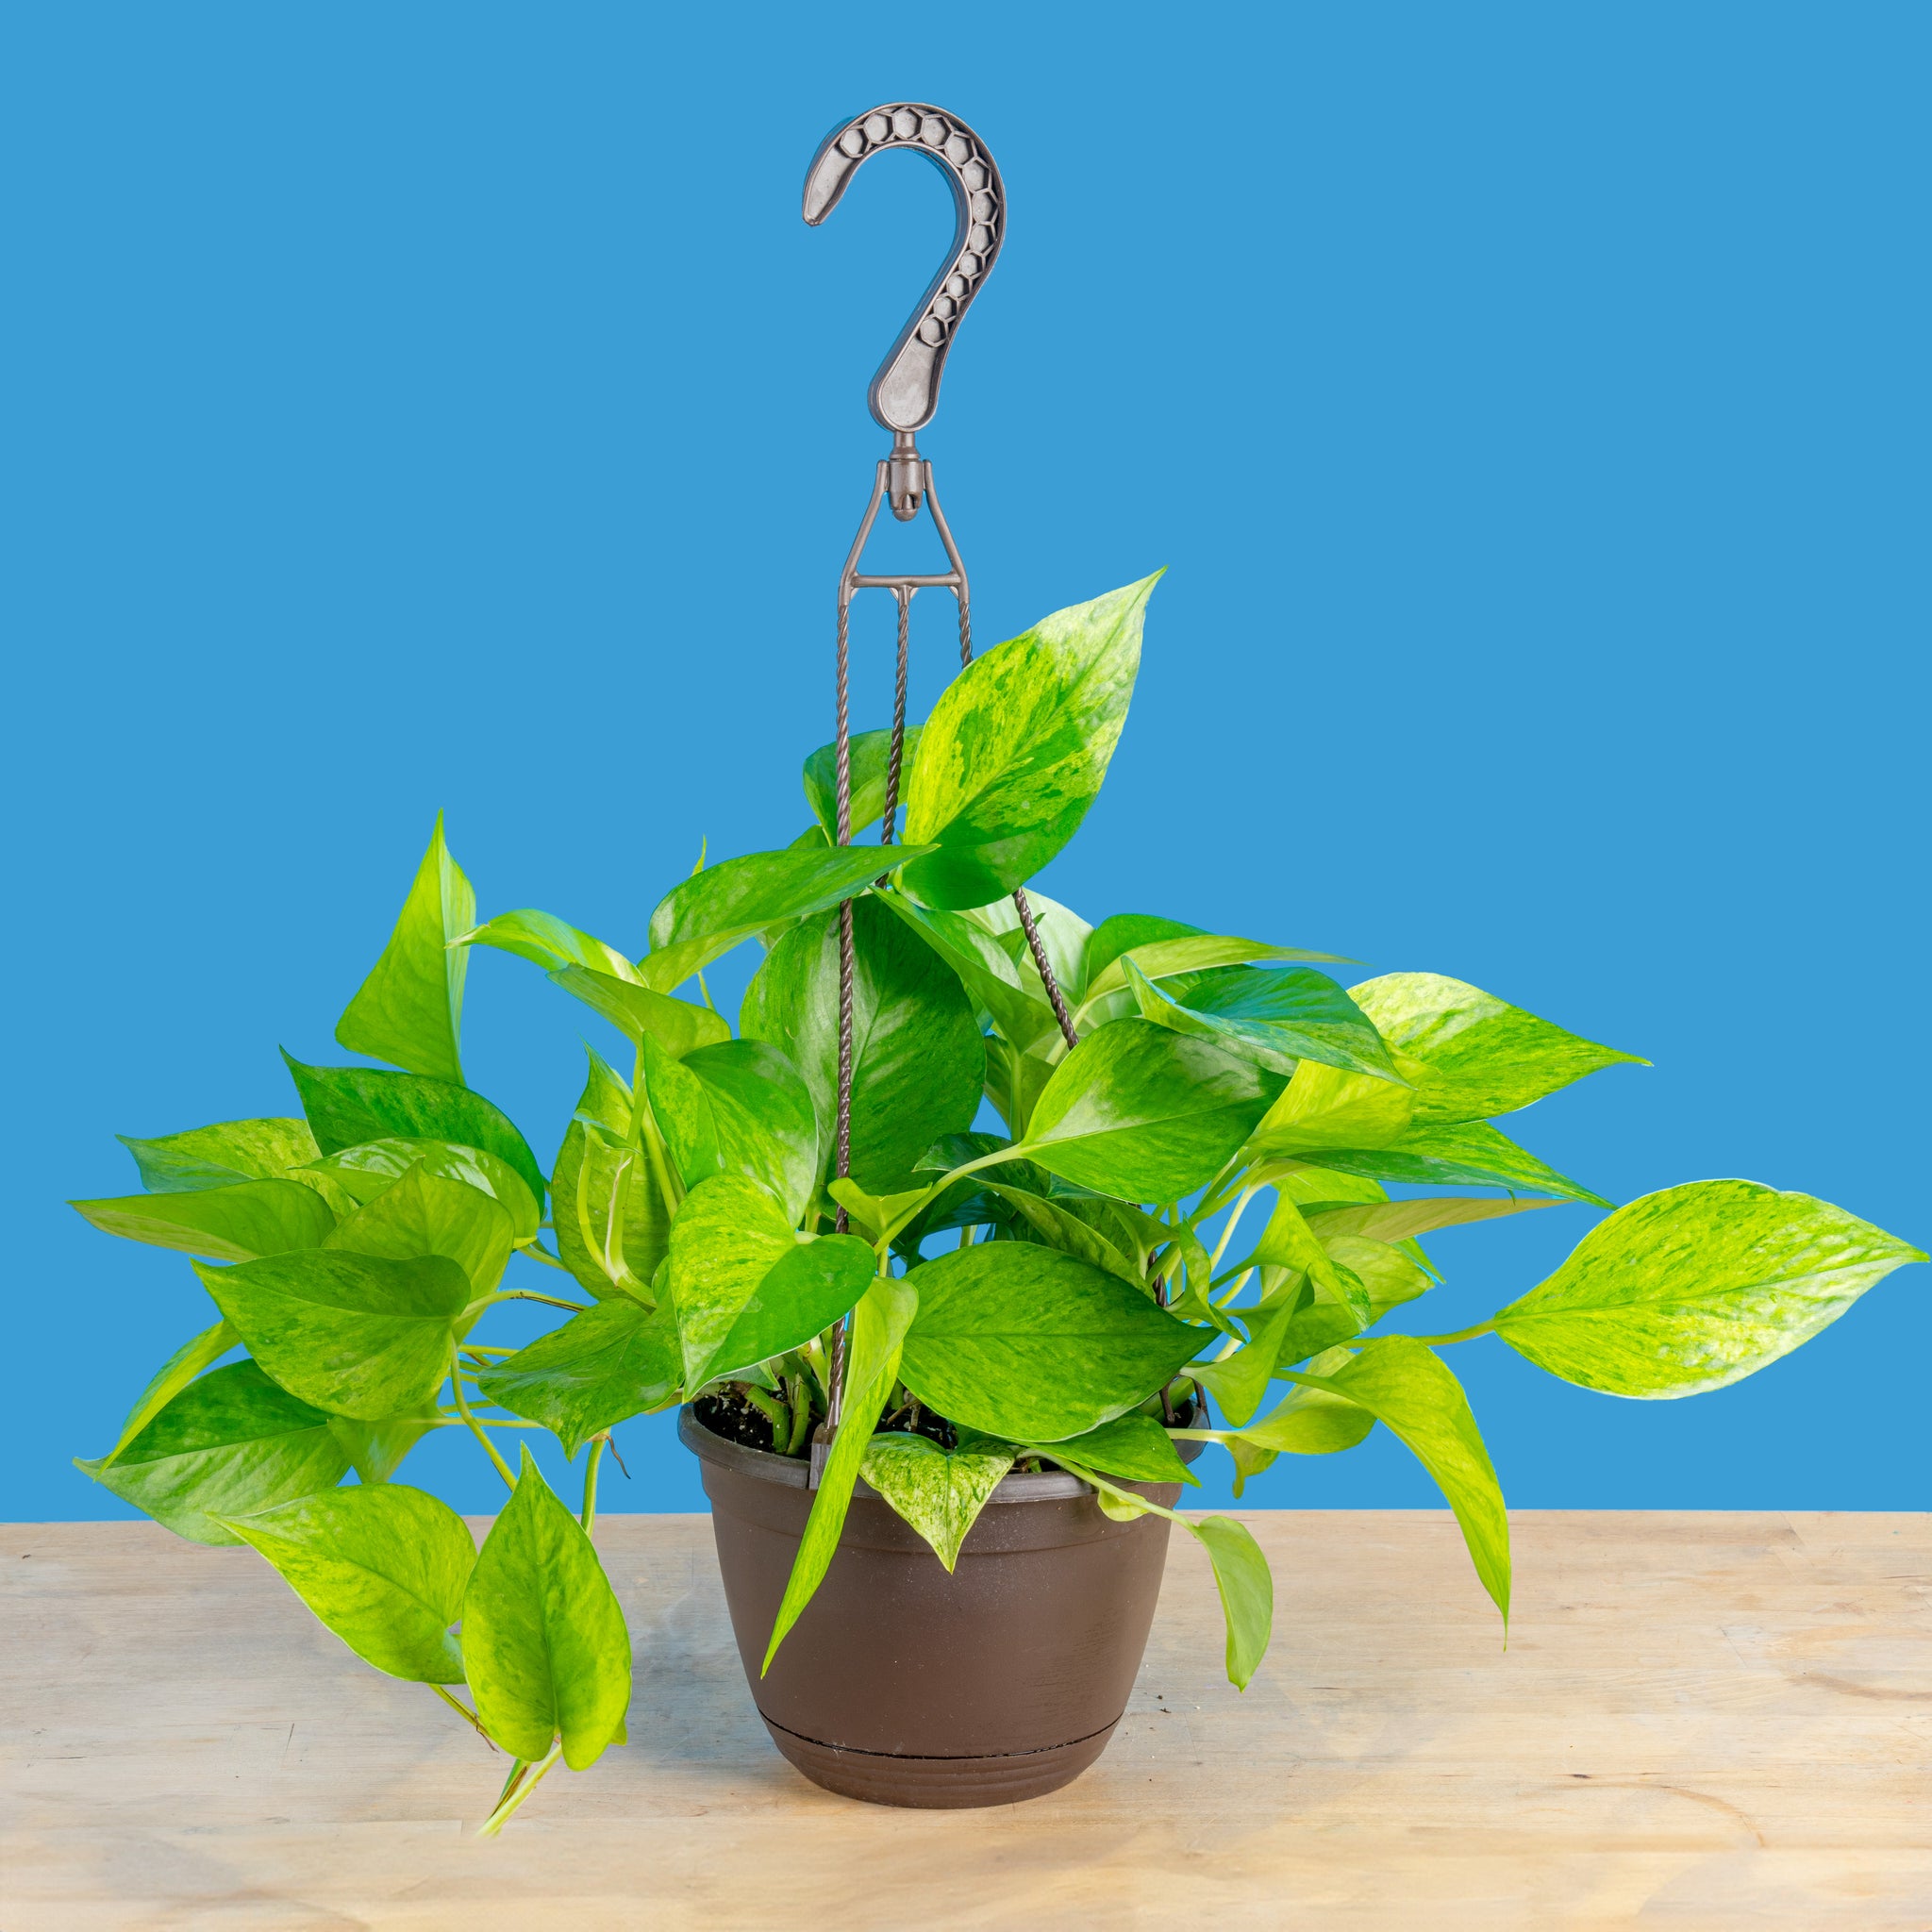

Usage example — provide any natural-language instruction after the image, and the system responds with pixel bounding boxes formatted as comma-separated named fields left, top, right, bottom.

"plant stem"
left=475, top=1740, right=563, bottom=1838
left=1409, top=1321, right=1496, bottom=1346
left=1208, top=1186, right=1261, bottom=1272
left=581, top=1437, right=604, bottom=1533
left=493, top=1290, right=591, bottom=1314
left=430, top=1682, right=496, bottom=1745
left=738, top=1383, right=789, bottom=1442
left=784, top=1373, right=813, bottom=1456
left=449, top=1348, right=516, bottom=1490
left=514, top=1241, right=573, bottom=1273
left=462, top=1344, right=517, bottom=1357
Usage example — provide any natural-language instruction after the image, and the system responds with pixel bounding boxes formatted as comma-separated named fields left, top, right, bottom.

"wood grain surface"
left=3, top=1509, right=1927, bottom=1930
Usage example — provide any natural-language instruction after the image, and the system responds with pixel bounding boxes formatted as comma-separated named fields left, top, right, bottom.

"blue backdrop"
left=5, top=4, right=1924, bottom=1524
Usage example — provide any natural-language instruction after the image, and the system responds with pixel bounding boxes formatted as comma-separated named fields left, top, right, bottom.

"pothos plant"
left=75, top=575, right=1922, bottom=1833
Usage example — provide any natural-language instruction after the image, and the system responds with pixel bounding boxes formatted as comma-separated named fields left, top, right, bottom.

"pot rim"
left=677, top=1403, right=1204, bottom=1504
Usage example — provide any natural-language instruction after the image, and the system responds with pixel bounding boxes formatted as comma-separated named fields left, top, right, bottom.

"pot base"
left=760, top=1713, right=1119, bottom=1808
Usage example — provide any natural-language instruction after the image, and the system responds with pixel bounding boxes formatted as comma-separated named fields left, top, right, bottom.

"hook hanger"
left=804, top=103, right=1005, bottom=520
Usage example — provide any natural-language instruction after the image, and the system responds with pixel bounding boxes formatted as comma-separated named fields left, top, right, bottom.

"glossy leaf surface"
left=643, top=1038, right=819, bottom=1225
left=1300, top=1121, right=1608, bottom=1208
left=1304, top=1195, right=1557, bottom=1244
left=667, top=1174, right=875, bottom=1391
left=1024, top=1019, right=1284, bottom=1202
left=803, top=724, right=924, bottom=840
left=742, top=897, right=983, bottom=1191
left=1045, top=1409, right=1197, bottom=1487
left=462, top=1447, right=631, bottom=1769
left=118, top=1118, right=320, bottom=1192
left=195, top=1250, right=471, bottom=1421
left=283, top=1057, right=545, bottom=1209
left=321, top=1162, right=514, bottom=1299
left=1351, top=973, right=1644, bottom=1125
left=479, top=1297, right=681, bottom=1457
left=874, top=888, right=1058, bottom=1050
left=1492, top=1180, right=1926, bottom=1397
left=305, top=1137, right=541, bottom=1241
left=456, top=908, right=638, bottom=979
left=549, top=968, right=730, bottom=1058
left=336, top=814, right=474, bottom=1086
left=901, top=575, right=1157, bottom=908
left=71, top=1178, right=335, bottom=1263
left=218, top=1484, right=475, bottom=1683
left=76, top=1360, right=349, bottom=1545
left=1125, top=960, right=1397, bottom=1081
left=898, top=1241, right=1204, bottom=1441
left=100, top=1318, right=239, bottom=1468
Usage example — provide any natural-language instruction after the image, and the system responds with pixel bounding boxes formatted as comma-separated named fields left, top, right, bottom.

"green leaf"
left=826, top=1176, right=933, bottom=1245
left=1319, top=1234, right=1432, bottom=1314
left=1248, top=1194, right=1369, bottom=1324
left=983, top=1035, right=1059, bottom=1139
left=970, top=890, right=1094, bottom=1008
left=551, top=1121, right=660, bottom=1303
left=1491, top=1180, right=1926, bottom=1398
left=571, top=1045, right=634, bottom=1137
left=1243, top=1058, right=1417, bottom=1158
left=762, top=1275, right=917, bottom=1669
left=479, top=1297, right=681, bottom=1457
left=304, top=1136, right=541, bottom=1241
left=1126, top=959, right=1399, bottom=1083
left=667, top=1174, right=876, bottom=1391
left=858, top=1430, right=1014, bottom=1571
left=462, top=1446, right=631, bottom=1769
left=456, top=907, right=638, bottom=979
left=981, top=1182, right=1141, bottom=1284
left=1044, top=1409, right=1197, bottom=1487
left=1191, top=1299, right=1308, bottom=1427
left=100, top=1318, right=239, bottom=1469
left=742, top=897, right=984, bottom=1191
left=1080, top=922, right=1356, bottom=1011
left=1299, top=1121, right=1609, bottom=1208
left=642, top=1037, right=819, bottom=1226
left=901, top=575, right=1158, bottom=909
left=336, top=814, right=475, bottom=1085
left=1234, top=1346, right=1378, bottom=1456
left=1024, top=1019, right=1285, bottom=1202
left=548, top=968, right=731, bottom=1058
left=803, top=724, right=925, bottom=840
left=644, top=844, right=932, bottom=991
left=322, top=1162, right=514, bottom=1300
left=1350, top=973, right=1645, bottom=1125
left=71, top=1178, right=336, bottom=1263
left=873, top=888, right=1058, bottom=1051
left=194, top=1249, right=470, bottom=1421
left=1304, top=1195, right=1557, bottom=1244
left=76, top=1360, right=350, bottom=1545
left=117, top=1118, right=321, bottom=1192
left=282, top=1057, right=546, bottom=1210
left=216, top=1485, right=475, bottom=1683
left=898, top=1241, right=1204, bottom=1441
left=327, top=1405, right=440, bottom=1485
left=1283, top=1337, right=1509, bottom=1622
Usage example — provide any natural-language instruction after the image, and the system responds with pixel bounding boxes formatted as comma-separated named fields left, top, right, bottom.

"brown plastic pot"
left=680, top=1404, right=1203, bottom=1808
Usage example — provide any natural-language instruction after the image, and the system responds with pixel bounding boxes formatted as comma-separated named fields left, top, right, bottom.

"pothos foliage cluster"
left=76, top=575, right=1923, bottom=1831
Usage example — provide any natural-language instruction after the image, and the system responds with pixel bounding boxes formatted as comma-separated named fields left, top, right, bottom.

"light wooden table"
left=3, top=1510, right=1927, bottom=1930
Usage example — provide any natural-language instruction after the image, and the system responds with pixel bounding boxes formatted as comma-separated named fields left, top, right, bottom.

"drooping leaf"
left=71, top=1179, right=336, bottom=1263
left=118, top=1118, right=320, bottom=1193
left=99, top=1318, right=239, bottom=1469
left=304, top=1136, right=541, bottom=1241
left=76, top=1360, right=350, bottom=1545
left=1126, top=959, right=1400, bottom=1083
left=321, top=1162, right=513, bottom=1300
left=282, top=1057, right=545, bottom=1209
left=478, top=1297, right=681, bottom=1457
left=548, top=968, right=731, bottom=1058
left=336, top=814, right=475, bottom=1085
left=1350, top=973, right=1645, bottom=1125
left=762, top=1275, right=917, bottom=1670
left=1248, top=1194, right=1369, bottom=1324
left=667, top=1174, right=876, bottom=1391
left=1299, top=1121, right=1609, bottom=1208
left=1243, top=1058, right=1417, bottom=1158
left=1191, top=1299, right=1307, bottom=1427
left=462, top=1446, right=631, bottom=1769
left=859, top=1429, right=1014, bottom=1571
left=897, top=1241, right=1204, bottom=1441
left=1491, top=1180, right=1926, bottom=1398
left=642, top=1037, right=819, bottom=1225
left=194, top=1249, right=470, bottom=1421
left=456, top=907, right=638, bottom=979
left=1024, top=1019, right=1284, bottom=1202
left=327, top=1404, right=440, bottom=1486
left=901, top=575, right=1158, bottom=909
left=643, top=844, right=932, bottom=991
left=741, top=897, right=984, bottom=1191
left=1282, top=1337, right=1509, bottom=1621
left=1043, top=1408, right=1197, bottom=1487
left=1304, top=1195, right=1557, bottom=1244
left=803, top=724, right=926, bottom=840
left=217, top=1484, right=475, bottom=1683
left=1234, top=1345, right=1376, bottom=1456
left=1319, top=1234, right=1432, bottom=1313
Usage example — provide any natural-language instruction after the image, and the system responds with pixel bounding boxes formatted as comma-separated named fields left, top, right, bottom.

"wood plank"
left=2, top=1510, right=1927, bottom=1928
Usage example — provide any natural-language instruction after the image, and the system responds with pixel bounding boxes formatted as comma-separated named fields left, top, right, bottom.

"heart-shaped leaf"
left=1044, top=1409, right=1197, bottom=1487
left=859, top=1430, right=1014, bottom=1571
left=117, top=1117, right=320, bottom=1193
left=322, top=1162, right=513, bottom=1300
left=218, top=1484, right=475, bottom=1683
left=304, top=1137, right=541, bottom=1241
left=479, top=1297, right=681, bottom=1456
left=71, top=1178, right=336, bottom=1262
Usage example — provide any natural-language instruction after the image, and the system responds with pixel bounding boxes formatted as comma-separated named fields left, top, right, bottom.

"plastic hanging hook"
left=804, top=103, right=1005, bottom=517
